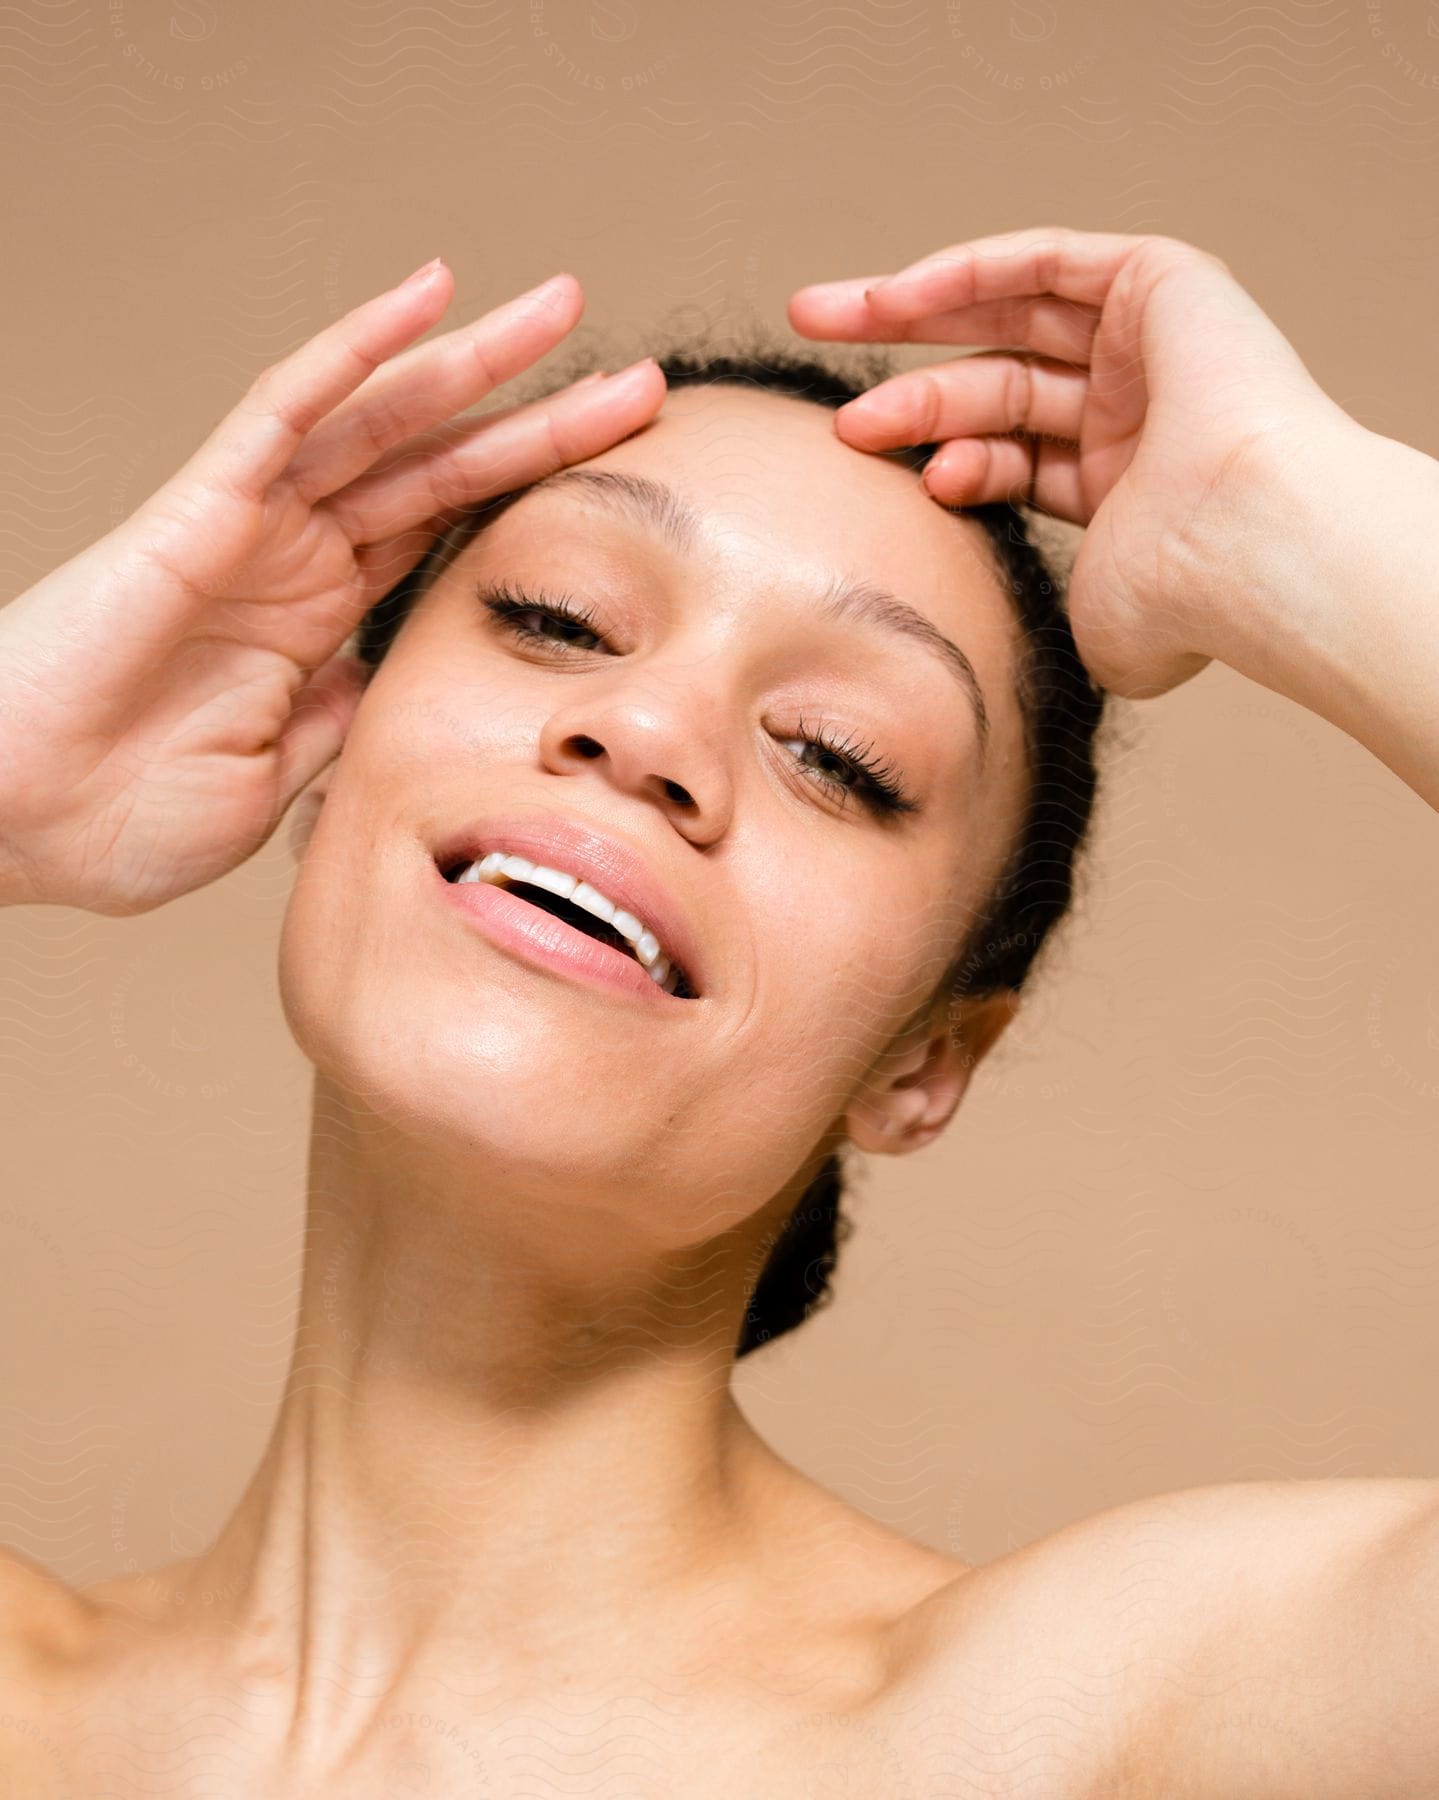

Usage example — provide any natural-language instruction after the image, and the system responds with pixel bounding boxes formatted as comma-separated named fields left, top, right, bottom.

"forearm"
left=1202, top=421, right=1439, bottom=812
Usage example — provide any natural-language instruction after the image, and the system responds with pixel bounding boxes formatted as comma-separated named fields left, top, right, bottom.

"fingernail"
left=401, top=257, right=445, bottom=289
left=571, top=371, right=608, bottom=389
left=838, top=378, right=905, bottom=420
left=524, top=271, right=572, bottom=301
left=868, top=269, right=930, bottom=302
left=604, top=356, right=660, bottom=384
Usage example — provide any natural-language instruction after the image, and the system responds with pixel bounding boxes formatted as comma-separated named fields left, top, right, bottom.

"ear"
left=844, top=988, right=1021, bottom=1156
left=287, top=765, right=335, bottom=867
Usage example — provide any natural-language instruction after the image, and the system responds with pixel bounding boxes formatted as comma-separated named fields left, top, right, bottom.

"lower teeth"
left=456, top=867, right=686, bottom=996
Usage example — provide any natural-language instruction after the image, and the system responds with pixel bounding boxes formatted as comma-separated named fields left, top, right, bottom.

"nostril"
left=565, top=734, right=695, bottom=808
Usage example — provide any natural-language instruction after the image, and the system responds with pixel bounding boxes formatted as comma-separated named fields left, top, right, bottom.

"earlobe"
left=844, top=1043, right=952, bottom=1156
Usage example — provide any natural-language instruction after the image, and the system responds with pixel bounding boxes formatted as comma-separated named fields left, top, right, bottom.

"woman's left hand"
left=787, top=226, right=1368, bottom=699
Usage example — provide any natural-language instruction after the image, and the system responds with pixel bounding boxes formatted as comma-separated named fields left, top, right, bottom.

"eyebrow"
left=521, top=467, right=991, bottom=767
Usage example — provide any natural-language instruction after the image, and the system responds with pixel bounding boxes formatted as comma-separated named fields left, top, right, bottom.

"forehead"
left=552, top=384, right=999, bottom=601
left=507, top=384, right=1021, bottom=721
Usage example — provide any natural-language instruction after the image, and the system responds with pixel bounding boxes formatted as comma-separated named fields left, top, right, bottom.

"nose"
left=537, top=682, right=734, bottom=847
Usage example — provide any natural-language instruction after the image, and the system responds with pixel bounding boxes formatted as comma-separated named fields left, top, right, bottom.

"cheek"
left=275, top=778, right=375, bottom=1078
left=275, top=706, right=429, bottom=1064
left=750, top=870, right=933, bottom=1083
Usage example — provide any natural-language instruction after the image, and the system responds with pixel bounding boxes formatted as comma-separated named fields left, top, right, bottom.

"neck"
left=163, top=1071, right=833, bottom=1763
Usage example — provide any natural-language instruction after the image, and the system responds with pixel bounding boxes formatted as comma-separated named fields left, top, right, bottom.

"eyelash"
left=478, top=581, right=919, bottom=817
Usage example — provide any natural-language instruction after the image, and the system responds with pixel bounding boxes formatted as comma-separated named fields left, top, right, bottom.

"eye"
left=780, top=715, right=917, bottom=817
left=479, top=581, right=610, bottom=655
left=478, top=581, right=918, bottom=819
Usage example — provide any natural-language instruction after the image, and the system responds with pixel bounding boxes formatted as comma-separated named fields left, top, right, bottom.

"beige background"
left=1, top=0, right=1437, bottom=1588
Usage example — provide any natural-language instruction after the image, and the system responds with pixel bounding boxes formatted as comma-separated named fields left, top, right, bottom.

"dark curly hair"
left=352, top=338, right=1111, bottom=1363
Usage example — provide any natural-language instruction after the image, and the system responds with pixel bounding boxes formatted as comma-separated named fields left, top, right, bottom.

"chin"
left=275, top=837, right=784, bottom=1240
left=277, top=939, right=652, bottom=1198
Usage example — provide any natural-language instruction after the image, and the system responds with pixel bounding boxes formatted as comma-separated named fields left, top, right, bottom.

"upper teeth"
left=454, top=852, right=681, bottom=992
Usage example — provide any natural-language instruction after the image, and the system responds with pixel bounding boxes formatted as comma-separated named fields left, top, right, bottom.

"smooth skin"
left=0, top=229, right=1437, bottom=1798
left=0, top=260, right=663, bottom=916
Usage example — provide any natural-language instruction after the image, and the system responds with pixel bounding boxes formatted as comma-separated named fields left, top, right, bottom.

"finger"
left=791, top=289, right=1101, bottom=365
left=787, top=274, right=901, bottom=333
left=921, top=433, right=1086, bottom=523
left=313, top=370, right=603, bottom=498
left=828, top=226, right=1161, bottom=315
left=335, top=363, right=647, bottom=602
left=834, top=352, right=1089, bottom=453
left=326, top=357, right=666, bottom=550
left=349, top=522, right=450, bottom=614
left=285, top=274, right=589, bottom=505
left=183, top=258, right=459, bottom=501
left=272, top=649, right=370, bottom=818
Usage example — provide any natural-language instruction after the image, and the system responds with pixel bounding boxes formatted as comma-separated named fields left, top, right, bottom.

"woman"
left=0, top=229, right=1434, bottom=1795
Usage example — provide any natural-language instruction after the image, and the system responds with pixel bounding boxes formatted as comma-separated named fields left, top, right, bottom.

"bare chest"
left=3, top=1669, right=1136, bottom=1799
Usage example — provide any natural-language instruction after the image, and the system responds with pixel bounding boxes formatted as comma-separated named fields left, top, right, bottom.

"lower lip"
left=435, top=865, right=684, bottom=1007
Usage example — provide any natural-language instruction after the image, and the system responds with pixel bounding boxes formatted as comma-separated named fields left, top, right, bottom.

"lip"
left=429, top=812, right=707, bottom=1003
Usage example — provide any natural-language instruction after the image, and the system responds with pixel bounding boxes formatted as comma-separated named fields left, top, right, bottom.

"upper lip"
left=431, top=811, right=707, bottom=998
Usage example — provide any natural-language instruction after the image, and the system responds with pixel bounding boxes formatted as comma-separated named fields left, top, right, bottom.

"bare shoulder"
left=890, top=1475, right=1439, bottom=1799
left=0, top=1545, right=97, bottom=1784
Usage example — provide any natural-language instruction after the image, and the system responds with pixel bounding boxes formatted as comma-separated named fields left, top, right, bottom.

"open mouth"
left=439, top=861, right=699, bottom=1000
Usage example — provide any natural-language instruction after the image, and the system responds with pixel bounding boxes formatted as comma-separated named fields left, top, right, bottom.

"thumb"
left=273, top=650, right=370, bottom=816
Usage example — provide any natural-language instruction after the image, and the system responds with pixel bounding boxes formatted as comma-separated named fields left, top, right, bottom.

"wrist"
left=1191, top=416, right=1439, bottom=805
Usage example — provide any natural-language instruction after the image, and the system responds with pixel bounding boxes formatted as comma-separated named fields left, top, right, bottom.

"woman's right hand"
left=0, top=261, right=664, bottom=916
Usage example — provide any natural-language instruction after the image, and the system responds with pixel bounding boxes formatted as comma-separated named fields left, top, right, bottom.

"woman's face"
left=279, top=384, right=1029, bottom=1242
